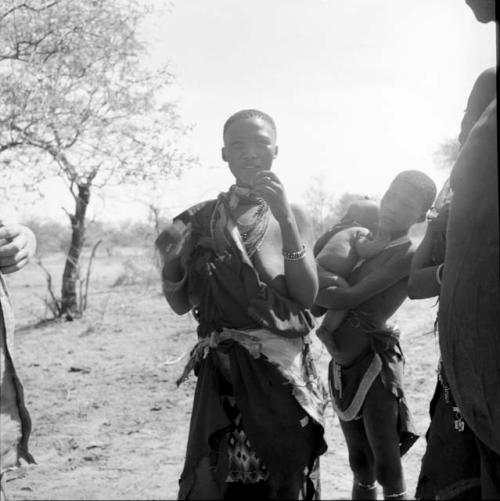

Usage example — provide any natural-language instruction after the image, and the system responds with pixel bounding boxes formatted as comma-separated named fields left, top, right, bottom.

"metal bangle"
left=282, top=245, right=306, bottom=261
left=384, top=491, right=407, bottom=499
left=436, top=263, right=444, bottom=285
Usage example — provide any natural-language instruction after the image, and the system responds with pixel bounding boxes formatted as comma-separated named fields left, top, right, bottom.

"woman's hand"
left=251, top=170, right=293, bottom=223
left=0, top=223, right=37, bottom=274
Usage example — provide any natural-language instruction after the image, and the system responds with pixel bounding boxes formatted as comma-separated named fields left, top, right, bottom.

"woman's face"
left=222, top=117, right=278, bottom=188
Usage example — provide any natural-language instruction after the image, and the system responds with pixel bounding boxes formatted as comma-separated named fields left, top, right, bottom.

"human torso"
left=331, top=242, right=413, bottom=365
left=0, top=273, right=14, bottom=354
left=1, top=272, right=21, bottom=472
left=350, top=246, right=411, bottom=321
left=179, top=197, right=312, bottom=337
left=240, top=207, right=289, bottom=297
left=439, top=100, right=500, bottom=452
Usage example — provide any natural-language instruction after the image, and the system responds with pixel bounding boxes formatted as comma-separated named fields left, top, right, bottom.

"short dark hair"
left=392, top=170, right=437, bottom=213
left=223, top=109, right=277, bottom=141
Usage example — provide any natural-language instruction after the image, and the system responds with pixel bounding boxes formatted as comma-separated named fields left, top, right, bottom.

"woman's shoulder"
left=174, top=199, right=217, bottom=225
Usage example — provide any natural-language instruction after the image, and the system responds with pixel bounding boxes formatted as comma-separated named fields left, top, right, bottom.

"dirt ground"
left=3, top=249, right=439, bottom=500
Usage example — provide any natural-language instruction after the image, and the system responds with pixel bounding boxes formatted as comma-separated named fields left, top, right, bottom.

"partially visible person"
left=314, top=170, right=436, bottom=500
left=458, top=66, right=496, bottom=146
left=409, top=188, right=481, bottom=499
left=465, top=0, right=496, bottom=23
left=1, top=220, right=37, bottom=500
left=0, top=222, right=37, bottom=274
left=410, top=64, right=496, bottom=501
left=156, top=109, right=327, bottom=500
left=438, top=2, right=499, bottom=498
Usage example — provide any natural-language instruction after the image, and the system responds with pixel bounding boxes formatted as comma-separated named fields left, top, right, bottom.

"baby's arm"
left=354, top=229, right=390, bottom=259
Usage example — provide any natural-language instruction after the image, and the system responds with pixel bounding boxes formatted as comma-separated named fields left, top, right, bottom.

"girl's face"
left=379, top=180, right=425, bottom=233
left=222, top=117, right=278, bottom=188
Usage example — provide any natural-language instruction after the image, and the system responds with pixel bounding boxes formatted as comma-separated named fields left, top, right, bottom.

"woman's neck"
left=376, top=228, right=408, bottom=241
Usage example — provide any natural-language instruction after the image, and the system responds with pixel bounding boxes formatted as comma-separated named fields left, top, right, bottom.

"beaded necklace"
left=211, top=185, right=270, bottom=257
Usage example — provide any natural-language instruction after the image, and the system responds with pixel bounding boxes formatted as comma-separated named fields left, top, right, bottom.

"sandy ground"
left=3, top=250, right=439, bottom=500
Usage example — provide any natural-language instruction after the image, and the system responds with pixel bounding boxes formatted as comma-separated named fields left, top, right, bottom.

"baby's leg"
left=317, top=266, right=337, bottom=288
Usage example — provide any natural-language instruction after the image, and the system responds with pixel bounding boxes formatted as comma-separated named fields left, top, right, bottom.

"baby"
left=314, top=200, right=390, bottom=339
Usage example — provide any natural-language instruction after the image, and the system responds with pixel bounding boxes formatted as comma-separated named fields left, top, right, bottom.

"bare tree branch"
left=0, top=1, right=61, bottom=21
left=1, top=0, right=193, bottom=318
left=36, top=258, right=62, bottom=318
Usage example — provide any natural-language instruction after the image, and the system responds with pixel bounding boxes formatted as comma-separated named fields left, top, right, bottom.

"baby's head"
left=342, top=199, right=379, bottom=233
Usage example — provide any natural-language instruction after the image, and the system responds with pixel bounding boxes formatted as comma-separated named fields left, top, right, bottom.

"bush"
left=22, top=217, right=163, bottom=257
left=23, top=219, right=71, bottom=256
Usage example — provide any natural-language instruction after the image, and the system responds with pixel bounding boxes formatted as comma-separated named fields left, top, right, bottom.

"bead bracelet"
left=282, top=245, right=306, bottom=261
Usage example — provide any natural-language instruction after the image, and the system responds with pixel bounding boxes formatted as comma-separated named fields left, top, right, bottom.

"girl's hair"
left=223, top=109, right=277, bottom=141
left=393, top=170, right=437, bottom=212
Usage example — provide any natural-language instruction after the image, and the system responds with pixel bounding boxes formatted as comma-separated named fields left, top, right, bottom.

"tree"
left=303, top=176, right=373, bottom=239
left=0, top=0, right=194, bottom=319
left=303, top=175, right=338, bottom=239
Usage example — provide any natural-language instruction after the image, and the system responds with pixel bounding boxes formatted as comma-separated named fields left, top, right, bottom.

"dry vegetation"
left=5, top=247, right=439, bottom=500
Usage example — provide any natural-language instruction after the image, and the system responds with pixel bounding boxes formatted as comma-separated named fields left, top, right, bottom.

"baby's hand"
left=355, top=230, right=390, bottom=259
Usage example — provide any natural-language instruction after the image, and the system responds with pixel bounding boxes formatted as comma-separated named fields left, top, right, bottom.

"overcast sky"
left=8, top=0, right=496, bottom=223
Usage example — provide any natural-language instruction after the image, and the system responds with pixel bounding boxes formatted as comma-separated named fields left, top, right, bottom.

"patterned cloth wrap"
left=178, top=327, right=326, bottom=435
left=168, top=187, right=328, bottom=499
left=0, top=273, right=34, bottom=476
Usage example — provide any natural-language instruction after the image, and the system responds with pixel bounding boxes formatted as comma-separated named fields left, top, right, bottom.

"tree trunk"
left=149, top=204, right=161, bottom=236
left=61, top=183, right=90, bottom=320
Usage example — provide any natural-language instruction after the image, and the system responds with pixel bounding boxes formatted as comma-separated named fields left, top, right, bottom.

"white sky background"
left=14, top=0, right=497, bottom=223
